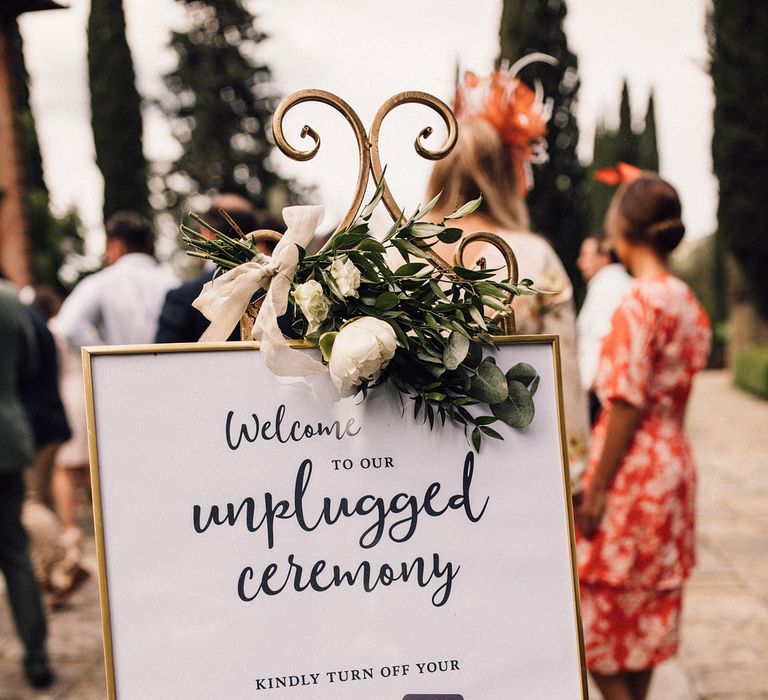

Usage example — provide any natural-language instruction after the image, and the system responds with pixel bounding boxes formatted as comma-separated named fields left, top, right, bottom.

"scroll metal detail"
left=273, top=89, right=370, bottom=234
left=454, top=232, right=518, bottom=335
left=270, top=89, right=519, bottom=332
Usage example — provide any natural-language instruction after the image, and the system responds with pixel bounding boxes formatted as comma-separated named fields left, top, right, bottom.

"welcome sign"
left=85, top=337, right=586, bottom=699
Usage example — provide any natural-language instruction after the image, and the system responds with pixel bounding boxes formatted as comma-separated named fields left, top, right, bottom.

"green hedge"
left=734, top=345, right=768, bottom=400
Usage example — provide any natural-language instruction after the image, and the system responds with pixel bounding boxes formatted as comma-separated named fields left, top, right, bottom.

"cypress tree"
left=586, top=82, right=661, bottom=236
left=498, top=0, right=588, bottom=291
left=586, top=120, right=618, bottom=231
left=160, top=0, right=295, bottom=214
left=5, top=18, right=45, bottom=193
left=637, top=91, right=659, bottom=172
left=6, top=18, right=84, bottom=294
left=87, top=0, right=150, bottom=221
left=614, top=80, right=639, bottom=164
left=709, top=1, right=768, bottom=317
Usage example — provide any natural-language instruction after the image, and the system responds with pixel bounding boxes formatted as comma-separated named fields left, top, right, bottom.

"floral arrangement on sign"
left=183, top=184, right=540, bottom=451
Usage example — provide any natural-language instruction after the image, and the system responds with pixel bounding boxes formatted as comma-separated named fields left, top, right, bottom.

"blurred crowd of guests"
left=0, top=193, right=275, bottom=688
left=1, top=70, right=711, bottom=699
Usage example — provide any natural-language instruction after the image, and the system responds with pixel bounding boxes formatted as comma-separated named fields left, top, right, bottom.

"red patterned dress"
left=576, top=273, right=711, bottom=674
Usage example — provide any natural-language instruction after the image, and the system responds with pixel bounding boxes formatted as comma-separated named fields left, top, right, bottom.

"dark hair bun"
left=613, top=174, right=685, bottom=256
left=646, top=217, right=685, bottom=253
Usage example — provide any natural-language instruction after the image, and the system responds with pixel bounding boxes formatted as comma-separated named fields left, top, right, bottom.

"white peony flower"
left=330, top=257, right=361, bottom=298
left=292, top=280, right=331, bottom=333
left=328, top=317, right=398, bottom=396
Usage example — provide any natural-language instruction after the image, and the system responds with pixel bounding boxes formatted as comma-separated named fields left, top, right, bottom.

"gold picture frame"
left=84, top=336, right=588, bottom=699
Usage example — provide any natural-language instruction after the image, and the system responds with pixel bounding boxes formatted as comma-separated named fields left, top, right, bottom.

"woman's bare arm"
left=576, top=398, right=643, bottom=537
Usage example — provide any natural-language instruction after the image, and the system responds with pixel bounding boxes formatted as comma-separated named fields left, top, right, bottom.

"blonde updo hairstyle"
left=609, top=174, right=685, bottom=256
left=426, top=119, right=530, bottom=231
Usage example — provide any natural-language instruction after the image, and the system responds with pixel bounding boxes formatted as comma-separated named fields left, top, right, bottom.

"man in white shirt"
left=576, top=233, right=633, bottom=423
left=56, top=211, right=177, bottom=348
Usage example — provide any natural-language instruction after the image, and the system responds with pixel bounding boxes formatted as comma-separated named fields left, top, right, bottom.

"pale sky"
left=19, top=0, right=716, bottom=253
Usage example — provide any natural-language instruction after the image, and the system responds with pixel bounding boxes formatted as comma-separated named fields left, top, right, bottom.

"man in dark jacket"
left=156, top=194, right=259, bottom=343
left=156, top=194, right=289, bottom=343
left=0, top=279, right=54, bottom=688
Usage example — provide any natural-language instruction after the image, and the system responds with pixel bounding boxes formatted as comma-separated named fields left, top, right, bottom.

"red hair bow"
left=594, top=162, right=642, bottom=186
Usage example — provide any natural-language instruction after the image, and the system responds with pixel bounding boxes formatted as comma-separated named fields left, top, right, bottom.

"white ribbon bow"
left=192, top=205, right=327, bottom=376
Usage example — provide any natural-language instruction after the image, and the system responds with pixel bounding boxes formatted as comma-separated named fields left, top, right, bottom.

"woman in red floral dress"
left=575, top=174, right=711, bottom=700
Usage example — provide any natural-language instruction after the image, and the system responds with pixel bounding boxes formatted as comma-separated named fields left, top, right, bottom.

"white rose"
left=292, top=280, right=331, bottom=333
left=330, top=257, right=361, bottom=298
left=328, top=317, right=398, bottom=396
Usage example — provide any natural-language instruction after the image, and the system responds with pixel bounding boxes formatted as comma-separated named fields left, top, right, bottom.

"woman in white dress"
left=48, top=318, right=92, bottom=606
left=426, top=71, right=589, bottom=482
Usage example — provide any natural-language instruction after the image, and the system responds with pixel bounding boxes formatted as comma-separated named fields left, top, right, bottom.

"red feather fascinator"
left=454, top=53, right=557, bottom=195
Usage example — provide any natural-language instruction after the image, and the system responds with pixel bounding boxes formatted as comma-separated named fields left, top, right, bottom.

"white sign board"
left=85, top=338, right=586, bottom=700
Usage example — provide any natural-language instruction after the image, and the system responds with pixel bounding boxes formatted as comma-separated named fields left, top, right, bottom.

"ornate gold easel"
left=242, top=89, right=518, bottom=337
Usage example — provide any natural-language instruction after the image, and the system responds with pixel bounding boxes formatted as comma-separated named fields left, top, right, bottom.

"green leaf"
left=444, top=196, right=482, bottom=220
left=414, top=192, right=443, bottom=219
left=357, top=239, right=386, bottom=253
left=413, top=394, right=422, bottom=416
left=394, top=262, right=428, bottom=277
left=387, top=319, right=410, bottom=349
left=416, top=350, right=443, bottom=365
left=318, top=332, right=338, bottom=362
left=424, top=312, right=441, bottom=332
left=425, top=363, right=447, bottom=378
left=391, top=239, right=410, bottom=262
left=392, top=239, right=430, bottom=259
left=375, top=291, right=401, bottom=311
left=498, top=282, right=522, bottom=295
left=382, top=215, right=404, bottom=242
left=471, top=426, right=482, bottom=452
left=463, top=342, right=484, bottom=368
left=476, top=281, right=508, bottom=299
left=321, top=270, right=345, bottom=301
left=329, top=232, right=365, bottom=249
left=436, top=227, right=464, bottom=244
left=372, top=263, right=396, bottom=288
left=455, top=404, right=474, bottom=422
left=468, top=359, right=508, bottom=404
left=480, top=296, right=509, bottom=313
left=468, top=305, right=488, bottom=330
left=346, top=251, right=378, bottom=281
left=490, top=380, right=535, bottom=429
left=479, top=425, right=503, bottom=440
left=429, top=280, right=449, bottom=302
left=410, top=222, right=445, bottom=238
left=453, top=265, right=494, bottom=281
left=361, top=177, right=385, bottom=219
left=443, top=331, right=470, bottom=370
left=506, top=362, right=539, bottom=389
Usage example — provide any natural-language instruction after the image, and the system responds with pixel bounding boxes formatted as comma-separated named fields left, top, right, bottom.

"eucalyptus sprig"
left=182, top=183, right=539, bottom=450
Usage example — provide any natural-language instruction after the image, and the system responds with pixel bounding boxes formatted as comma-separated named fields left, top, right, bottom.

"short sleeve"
left=55, top=275, right=104, bottom=349
left=596, top=289, right=657, bottom=410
